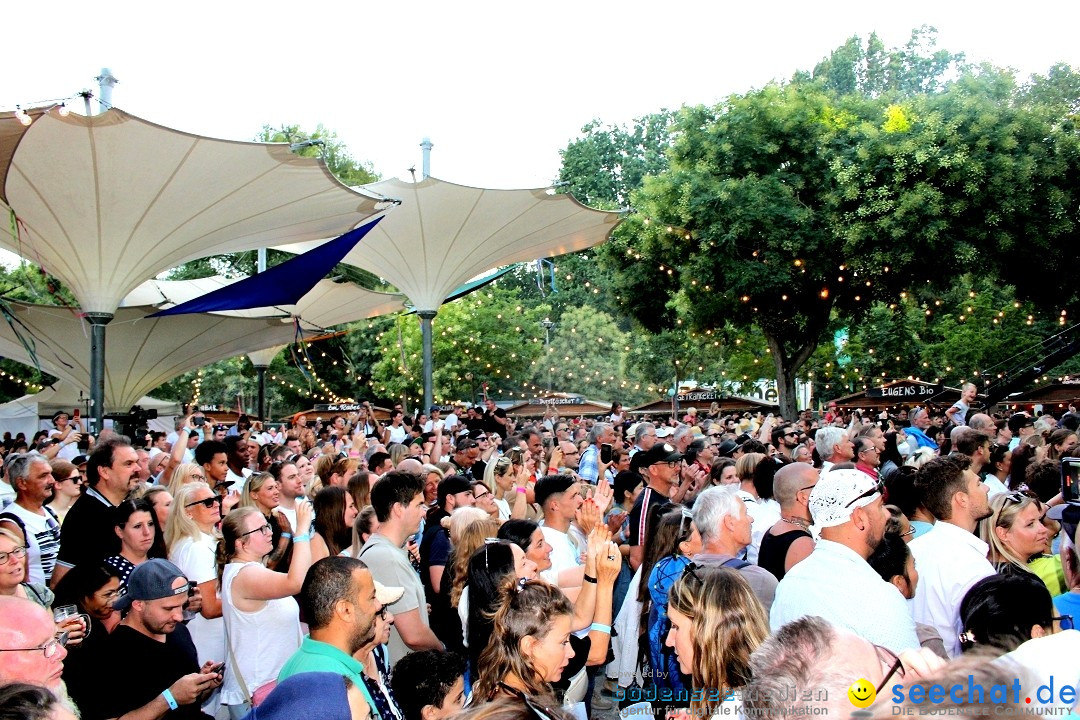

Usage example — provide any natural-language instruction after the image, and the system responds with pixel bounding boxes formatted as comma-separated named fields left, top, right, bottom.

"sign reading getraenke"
left=866, top=383, right=944, bottom=398
left=529, top=397, right=585, bottom=406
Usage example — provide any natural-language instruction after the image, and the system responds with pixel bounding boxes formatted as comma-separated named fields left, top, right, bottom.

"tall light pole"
left=542, top=318, right=555, bottom=392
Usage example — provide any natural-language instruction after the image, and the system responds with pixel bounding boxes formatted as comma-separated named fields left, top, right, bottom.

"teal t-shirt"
left=278, top=637, right=381, bottom=719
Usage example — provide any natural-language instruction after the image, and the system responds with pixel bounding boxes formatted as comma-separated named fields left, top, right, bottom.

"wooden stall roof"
left=999, top=383, right=1080, bottom=413
left=504, top=393, right=612, bottom=418
left=828, top=379, right=974, bottom=411
left=631, top=391, right=779, bottom=416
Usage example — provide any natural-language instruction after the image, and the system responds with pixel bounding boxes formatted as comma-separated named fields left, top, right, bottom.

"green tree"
left=367, top=286, right=548, bottom=407
left=538, top=305, right=630, bottom=399
left=256, top=123, right=379, bottom=188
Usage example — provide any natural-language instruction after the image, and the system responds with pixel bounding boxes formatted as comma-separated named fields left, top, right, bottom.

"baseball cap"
left=636, top=443, right=683, bottom=467
left=1008, top=412, right=1034, bottom=434
left=655, top=426, right=674, bottom=439
left=374, top=580, right=405, bottom=606
left=114, top=558, right=189, bottom=611
left=72, top=454, right=89, bottom=466
left=436, top=475, right=473, bottom=507
left=808, top=469, right=883, bottom=528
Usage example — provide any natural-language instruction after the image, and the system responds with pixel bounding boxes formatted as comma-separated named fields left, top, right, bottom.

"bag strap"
left=721, top=557, right=751, bottom=570
left=223, top=567, right=253, bottom=704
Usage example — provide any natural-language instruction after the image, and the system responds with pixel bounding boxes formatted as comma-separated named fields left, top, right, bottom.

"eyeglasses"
left=1054, top=615, right=1074, bottom=631
left=185, top=496, right=223, bottom=509
left=61, top=474, right=83, bottom=484
left=783, top=432, right=799, bottom=437
left=190, top=473, right=206, bottom=481
left=859, top=446, right=880, bottom=454
left=0, top=631, right=68, bottom=659
left=873, top=644, right=905, bottom=695
left=0, top=546, right=27, bottom=565
left=376, top=607, right=389, bottom=620
left=899, top=526, right=917, bottom=539
left=239, top=523, right=272, bottom=538
left=845, top=480, right=884, bottom=508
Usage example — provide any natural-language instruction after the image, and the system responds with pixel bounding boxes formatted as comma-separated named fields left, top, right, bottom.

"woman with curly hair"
left=666, top=565, right=770, bottom=719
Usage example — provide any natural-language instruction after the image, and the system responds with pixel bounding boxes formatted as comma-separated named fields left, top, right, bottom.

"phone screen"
left=600, top=443, right=613, bottom=464
left=1063, top=458, right=1080, bottom=502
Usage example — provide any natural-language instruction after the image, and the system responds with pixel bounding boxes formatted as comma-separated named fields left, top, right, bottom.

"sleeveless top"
left=758, top=528, right=812, bottom=581
left=220, top=561, right=302, bottom=705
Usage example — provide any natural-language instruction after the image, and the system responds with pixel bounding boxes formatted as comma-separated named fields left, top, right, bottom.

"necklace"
left=782, top=516, right=811, bottom=531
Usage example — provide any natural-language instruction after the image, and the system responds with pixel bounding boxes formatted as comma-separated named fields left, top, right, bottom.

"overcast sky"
left=6, top=1, right=1080, bottom=191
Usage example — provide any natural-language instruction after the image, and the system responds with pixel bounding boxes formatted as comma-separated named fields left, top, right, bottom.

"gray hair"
left=6, top=453, right=47, bottom=486
left=672, top=424, right=693, bottom=445
left=691, top=485, right=745, bottom=546
left=745, top=617, right=855, bottom=719
left=633, top=422, right=656, bottom=445
left=586, top=422, right=612, bottom=445
left=814, top=426, right=845, bottom=461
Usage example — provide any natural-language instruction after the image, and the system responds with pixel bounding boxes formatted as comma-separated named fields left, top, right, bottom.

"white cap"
left=808, top=469, right=882, bottom=528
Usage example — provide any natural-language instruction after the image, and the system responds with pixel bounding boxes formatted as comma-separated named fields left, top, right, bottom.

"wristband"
left=293, top=532, right=312, bottom=543
left=161, top=689, right=178, bottom=711
left=515, top=486, right=528, bottom=494
left=583, top=574, right=597, bottom=584
left=548, top=467, right=559, bottom=473
left=280, top=532, right=292, bottom=540
left=590, top=623, right=611, bottom=634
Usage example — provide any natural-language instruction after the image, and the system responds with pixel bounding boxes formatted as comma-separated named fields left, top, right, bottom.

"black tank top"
left=758, top=528, right=812, bottom=581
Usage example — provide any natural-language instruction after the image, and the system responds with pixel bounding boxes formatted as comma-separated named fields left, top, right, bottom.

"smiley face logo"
left=848, top=678, right=876, bottom=708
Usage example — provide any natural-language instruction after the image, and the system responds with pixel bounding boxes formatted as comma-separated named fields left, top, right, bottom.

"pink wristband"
left=515, top=487, right=528, bottom=494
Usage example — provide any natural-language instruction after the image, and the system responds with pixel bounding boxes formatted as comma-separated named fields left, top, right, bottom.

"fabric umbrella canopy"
left=0, top=106, right=387, bottom=428
left=276, top=176, right=623, bottom=408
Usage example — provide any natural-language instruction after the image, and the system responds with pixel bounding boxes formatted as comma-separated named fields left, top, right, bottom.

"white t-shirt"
left=539, top=525, right=583, bottom=585
left=386, top=425, right=407, bottom=445
left=0, top=503, right=60, bottom=584
left=443, top=413, right=460, bottom=433
left=47, top=430, right=80, bottom=461
left=169, top=532, right=225, bottom=666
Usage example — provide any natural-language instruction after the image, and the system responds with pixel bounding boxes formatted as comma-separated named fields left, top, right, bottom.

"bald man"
left=758, top=463, right=818, bottom=581
left=396, top=458, right=425, bottom=476
left=0, top=596, right=67, bottom=692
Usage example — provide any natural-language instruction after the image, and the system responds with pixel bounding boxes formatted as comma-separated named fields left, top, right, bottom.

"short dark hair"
left=194, top=440, right=228, bottom=466
left=300, top=556, right=368, bottom=631
left=866, top=531, right=910, bottom=584
left=87, top=436, right=132, bottom=487
left=367, top=451, right=391, bottom=473
left=914, top=454, right=971, bottom=521
left=954, top=428, right=989, bottom=457
left=497, top=519, right=539, bottom=551
left=224, top=435, right=246, bottom=456
left=613, top=471, right=642, bottom=505
left=533, top=474, right=574, bottom=509
left=959, top=573, right=1053, bottom=652
left=370, top=470, right=423, bottom=523
left=391, top=650, right=466, bottom=720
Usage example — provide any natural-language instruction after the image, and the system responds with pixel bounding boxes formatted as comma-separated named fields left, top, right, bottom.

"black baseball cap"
left=636, top=443, right=683, bottom=467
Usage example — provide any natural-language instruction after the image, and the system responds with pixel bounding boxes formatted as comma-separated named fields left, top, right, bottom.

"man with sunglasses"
left=770, top=468, right=920, bottom=654
left=628, top=443, right=683, bottom=571
left=908, top=455, right=994, bottom=657
left=771, top=425, right=801, bottom=462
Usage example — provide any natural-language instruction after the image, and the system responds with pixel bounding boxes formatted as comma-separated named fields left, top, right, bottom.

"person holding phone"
left=47, top=412, right=82, bottom=463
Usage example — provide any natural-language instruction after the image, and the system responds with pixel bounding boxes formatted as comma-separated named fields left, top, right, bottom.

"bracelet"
left=161, top=689, right=178, bottom=711
left=590, top=623, right=612, bottom=634
left=548, top=467, right=559, bottom=473
left=583, top=574, right=597, bottom=584
left=515, top=487, right=528, bottom=494
left=293, top=532, right=312, bottom=542
left=280, top=532, right=292, bottom=540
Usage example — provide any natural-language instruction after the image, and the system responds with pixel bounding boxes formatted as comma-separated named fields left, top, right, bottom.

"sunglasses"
left=873, top=644, right=905, bottom=695
left=845, top=480, right=884, bottom=508
left=185, top=496, right=223, bottom=509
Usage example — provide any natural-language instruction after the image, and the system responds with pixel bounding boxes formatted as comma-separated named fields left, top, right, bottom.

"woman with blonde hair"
left=389, top=443, right=410, bottom=468
left=239, top=472, right=292, bottom=571
left=166, top=462, right=206, bottom=498
left=448, top=507, right=501, bottom=609
left=978, top=491, right=1067, bottom=596
left=422, top=464, right=445, bottom=506
left=734, top=452, right=764, bottom=484
left=166, top=481, right=224, bottom=668
left=666, top=565, right=770, bottom=719
left=217, top=504, right=313, bottom=718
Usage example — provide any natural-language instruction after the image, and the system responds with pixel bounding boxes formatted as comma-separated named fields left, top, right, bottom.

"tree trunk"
left=764, top=332, right=818, bottom=420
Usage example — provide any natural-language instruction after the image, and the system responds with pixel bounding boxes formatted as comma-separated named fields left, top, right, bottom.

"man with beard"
left=908, top=455, right=994, bottom=657
left=278, top=557, right=383, bottom=714
left=87, top=559, right=223, bottom=720
left=770, top=469, right=919, bottom=654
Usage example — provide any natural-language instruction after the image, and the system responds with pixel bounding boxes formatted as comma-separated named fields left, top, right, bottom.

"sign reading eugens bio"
left=529, top=397, right=584, bottom=406
left=866, top=383, right=944, bottom=399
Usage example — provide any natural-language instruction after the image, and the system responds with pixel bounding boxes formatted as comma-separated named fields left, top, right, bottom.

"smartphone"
left=193, top=417, right=206, bottom=427
left=600, top=443, right=613, bottom=464
left=210, top=662, right=225, bottom=675
left=72, top=408, right=80, bottom=419
left=1062, top=457, right=1080, bottom=502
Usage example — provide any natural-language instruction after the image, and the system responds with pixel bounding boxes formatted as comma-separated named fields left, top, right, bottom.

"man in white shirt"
left=534, top=475, right=585, bottom=588
left=770, top=469, right=921, bottom=653
left=274, top=460, right=306, bottom=532
left=907, top=454, right=994, bottom=657
left=814, top=426, right=854, bottom=475
left=0, top=454, right=60, bottom=585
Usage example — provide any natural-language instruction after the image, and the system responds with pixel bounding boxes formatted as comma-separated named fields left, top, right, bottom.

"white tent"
left=0, top=386, right=180, bottom=439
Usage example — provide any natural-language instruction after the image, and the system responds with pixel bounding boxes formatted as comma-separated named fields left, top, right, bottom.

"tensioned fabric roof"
left=276, top=176, right=622, bottom=312
left=0, top=278, right=404, bottom=410
left=0, top=107, right=387, bottom=313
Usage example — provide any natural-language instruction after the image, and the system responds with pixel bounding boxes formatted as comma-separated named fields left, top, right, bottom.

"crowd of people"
left=0, top=394, right=1077, bottom=720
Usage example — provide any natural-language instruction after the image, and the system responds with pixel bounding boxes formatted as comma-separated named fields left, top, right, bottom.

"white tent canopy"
left=0, top=108, right=388, bottom=314
left=0, top=385, right=180, bottom=440
left=277, top=176, right=622, bottom=312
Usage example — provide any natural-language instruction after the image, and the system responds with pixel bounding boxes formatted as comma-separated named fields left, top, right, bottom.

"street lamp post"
left=542, top=318, right=555, bottom=392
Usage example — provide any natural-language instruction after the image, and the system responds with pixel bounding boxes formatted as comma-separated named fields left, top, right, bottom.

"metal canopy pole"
left=418, top=311, right=437, bottom=413
left=85, top=312, right=113, bottom=434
